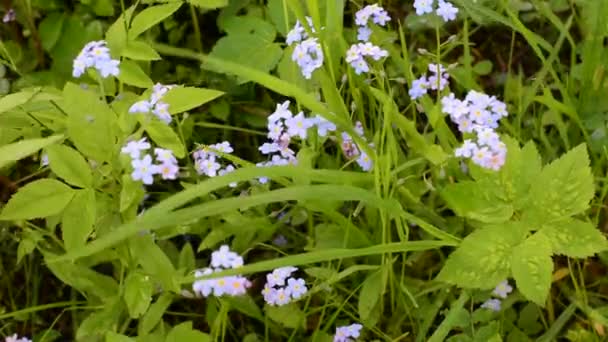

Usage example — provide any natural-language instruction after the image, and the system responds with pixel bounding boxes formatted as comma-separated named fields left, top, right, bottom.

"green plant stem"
left=427, top=290, right=470, bottom=342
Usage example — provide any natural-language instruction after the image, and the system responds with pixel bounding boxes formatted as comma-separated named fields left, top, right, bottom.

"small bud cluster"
left=129, top=83, right=176, bottom=124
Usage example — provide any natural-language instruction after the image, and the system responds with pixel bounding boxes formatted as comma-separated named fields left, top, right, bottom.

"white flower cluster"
left=345, top=6, right=390, bottom=75
left=345, top=42, right=389, bottom=75
left=354, top=4, right=391, bottom=42
left=129, top=83, right=176, bottom=124
left=414, top=0, right=459, bottom=22
left=192, top=245, right=251, bottom=297
left=121, top=138, right=179, bottom=184
left=441, top=90, right=509, bottom=170
left=5, top=334, right=31, bottom=342
left=287, top=18, right=324, bottom=79
left=481, top=280, right=513, bottom=312
left=256, top=101, right=336, bottom=183
left=340, top=121, right=373, bottom=171
left=262, top=266, right=308, bottom=306
left=72, top=40, right=120, bottom=78
left=193, top=141, right=237, bottom=187
left=334, top=323, right=363, bottom=342
left=409, top=63, right=450, bottom=100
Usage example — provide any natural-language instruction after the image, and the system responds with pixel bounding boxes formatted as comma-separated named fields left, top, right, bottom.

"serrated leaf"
left=63, top=83, right=117, bottom=163
left=124, top=271, right=153, bottom=318
left=166, top=322, right=212, bottom=342
left=118, top=60, right=154, bottom=88
left=437, top=222, right=528, bottom=289
left=543, top=219, right=608, bottom=258
left=511, top=232, right=553, bottom=306
left=129, top=234, right=178, bottom=292
left=188, top=0, right=228, bottom=9
left=264, top=303, right=305, bottom=329
left=62, top=189, right=96, bottom=251
left=129, top=3, right=182, bottom=38
left=144, top=120, right=185, bottom=158
left=523, top=144, right=594, bottom=224
left=122, top=40, right=161, bottom=61
left=162, top=86, right=224, bottom=114
left=0, top=179, right=75, bottom=220
left=0, top=135, right=63, bottom=170
left=138, top=293, right=173, bottom=335
left=358, top=267, right=386, bottom=326
left=47, top=144, right=93, bottom=188
left=441, top=179, right=513, bottom=223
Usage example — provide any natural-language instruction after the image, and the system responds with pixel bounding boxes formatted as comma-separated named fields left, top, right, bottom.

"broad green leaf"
left=39, top=12, right=66, bottom=51
left=224, top=295, right=264, bottom=321
left=0, top=89, right=38, bottom=114
left=208, top=33, right=283, bottom=77
left=162, top=86, right=224, bottom=114
left=222, top=16, right=276, bottom=39
left=441, top=180, right=513, bottom=223
left=77, top=298, right=122, bottom=339
left=358, top=267, right=386, bottom=326
left=106, top=332, right=135, bottom=342
left=129, top=3, right=182, bottom=38
left=437, top=222, right=528, bottom=289
left=265, top=303, right=305, bottom=329
left=44, top=252, right=118, bottom=300
left=129, top=234, right=179, bottom=292
left=145, top=120, right=185, bottom=158
left=543, top=219, right=608, bottom=258
left=188, top=0, right=228, bottom=9
left=62, top=189, right=96, bottom=251
left=267, top=0, right=295, bottom=37
left=139, top=293, right=173, bottom=335
left=120, top=174, right=145, bottom=213
left=0, top=179, right=75, bottom=220
left=511, top=232, right=553, bottom=306
left=63, top=83, right=117, bottom=163
left=106, top=6, right=135, bottom=56
left=47, top=144, right=93, bottom=188
left=124, top=271, right=153, bottom=318
left=166, top=322, right=212, bottom=342
left=523, top=144, right=594, bottom=224
left=118, top=60, right=154, bottom=88
left=122, top=40, right=161, bottom=61
left=0, top=135, right=63, bottom=170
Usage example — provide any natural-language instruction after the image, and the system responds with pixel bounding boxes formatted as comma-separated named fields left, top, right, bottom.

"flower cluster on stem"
left=409, top=63, right=450, bottom=100
left=73, top=40, right=120, bottom=78
left=481, top=280, right=513, bottom=312
left=287, top=18, right=324, bottom=79
left=262, top=266, right=308, bottom=306
left=129, top=83, right=175, bottom=124
left=121, top=138, right=179, bottom=184
left=413, top=0, right=459, bottom=22
left=193, top=141, right=237, bottom=187
left=4, top=334, right=31, bottom=342
left=192, top=245, right=250, bottom=297
left=334, top=323, right=363, bottom=342
left=354, top=4, right=390, bottom=42
left=346, top=5, right=390, bottom=75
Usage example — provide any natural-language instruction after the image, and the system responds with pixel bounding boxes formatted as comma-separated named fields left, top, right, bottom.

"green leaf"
left=118, top=60, right=154, bottom=88
left=129, top=3, right=182, bottom=38
left=123, top=40, right=162, bottom=61
left=17, top=229, right=43, bottom=264
left=106, top=6, right=134, bottom=56
left=63, top=83, right=117, bottom=163
left=224, top=295, right=264, bottom=321
left=0, top=179, right=75, bottom=220
left=129, top=234, right=178, bottom=292
left=440, top=179, right=513, bottom=223
left=314, top=223, right=370, bottom=249
left=358, top=267, right=386, bottom=326
left=511, top=232, right=553, bottom=306
left=47, top=144, right=93, bottom=188
left=162, top=86, right=224, bottom=114
left=39, top=12, right=66, bottom=51
left=120, top=174, right=145, bottom=213
left=62, top=189, right=96, bottom=251
left=543, top=219, right=608, bottom=258
left=267, top=0, right=295, bottom=37
left=188, top=0, right=228, bottom=9
left=76, top=297, right=122, bottom=339
left=166, top=322, right=212, bottom=342
left=124, top=271, right=153, bottom=318
left=145, top=120, right=185, bottom=158
left=437, top=222, right=528, bottom=289
left=523, top=144, right=594, bottom=224
left=178, top=243, right=195, bottom=272
left=44, top=252, right=119, bottom=300
left=139, top=293, right=173, bottom=335
left=0, top=89, right=38, bottom=113
left=106, top=332, right=135, bottom=342
left=0, top=135, right=63, bottom=170
left=265, top=303, right=305, bottom=329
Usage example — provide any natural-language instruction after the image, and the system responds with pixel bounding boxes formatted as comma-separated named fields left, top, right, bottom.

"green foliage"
left=0, top=179, right=75, bottom=220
